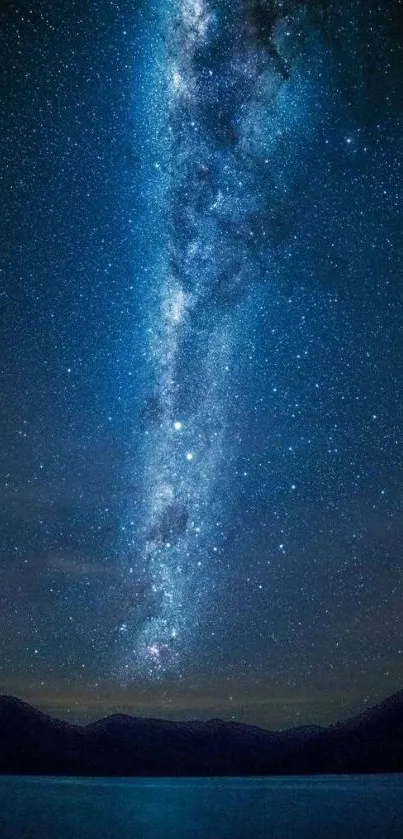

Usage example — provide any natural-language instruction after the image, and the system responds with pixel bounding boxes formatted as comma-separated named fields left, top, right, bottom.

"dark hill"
left=0, top=690, right=402, bottom=776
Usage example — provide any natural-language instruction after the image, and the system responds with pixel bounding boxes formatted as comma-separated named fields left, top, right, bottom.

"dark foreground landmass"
left=0, top=689, right=402, bottom=776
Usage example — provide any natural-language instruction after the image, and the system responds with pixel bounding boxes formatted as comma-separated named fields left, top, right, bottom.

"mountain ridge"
left=0, top=689, right=402, bottom=776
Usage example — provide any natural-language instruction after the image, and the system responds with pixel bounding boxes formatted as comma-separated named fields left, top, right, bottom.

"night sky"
left=1, top=0, right=402, bottom=729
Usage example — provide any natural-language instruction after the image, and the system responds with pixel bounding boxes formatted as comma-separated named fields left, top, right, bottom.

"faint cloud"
left=46, top=554, right=117, bottom=579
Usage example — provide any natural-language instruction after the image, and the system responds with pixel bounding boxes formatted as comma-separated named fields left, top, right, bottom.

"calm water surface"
left=0, top=774, right=402, bottom=838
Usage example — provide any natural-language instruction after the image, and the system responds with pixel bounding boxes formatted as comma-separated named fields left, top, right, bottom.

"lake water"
left=0, top=775, right=402, bottom=838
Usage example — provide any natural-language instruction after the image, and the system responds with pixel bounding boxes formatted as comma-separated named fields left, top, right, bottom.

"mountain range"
left=0, top=690, right=402, bottom=776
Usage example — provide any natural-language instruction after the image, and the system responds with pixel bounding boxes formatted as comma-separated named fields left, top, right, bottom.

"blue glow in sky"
left=0, top=0, right=402, bottom=727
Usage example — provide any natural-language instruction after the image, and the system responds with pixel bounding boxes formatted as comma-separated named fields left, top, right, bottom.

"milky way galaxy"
left=119, top=0, right=324, bottom=679
left=2, top=0, right=402, bottom=725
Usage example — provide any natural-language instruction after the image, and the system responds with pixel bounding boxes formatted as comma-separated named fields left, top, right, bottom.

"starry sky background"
left=0, top=0, right=402, bottom=728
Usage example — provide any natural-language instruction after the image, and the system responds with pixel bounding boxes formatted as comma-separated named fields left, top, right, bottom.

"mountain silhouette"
left=0, top=690, right=402, bottom=776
